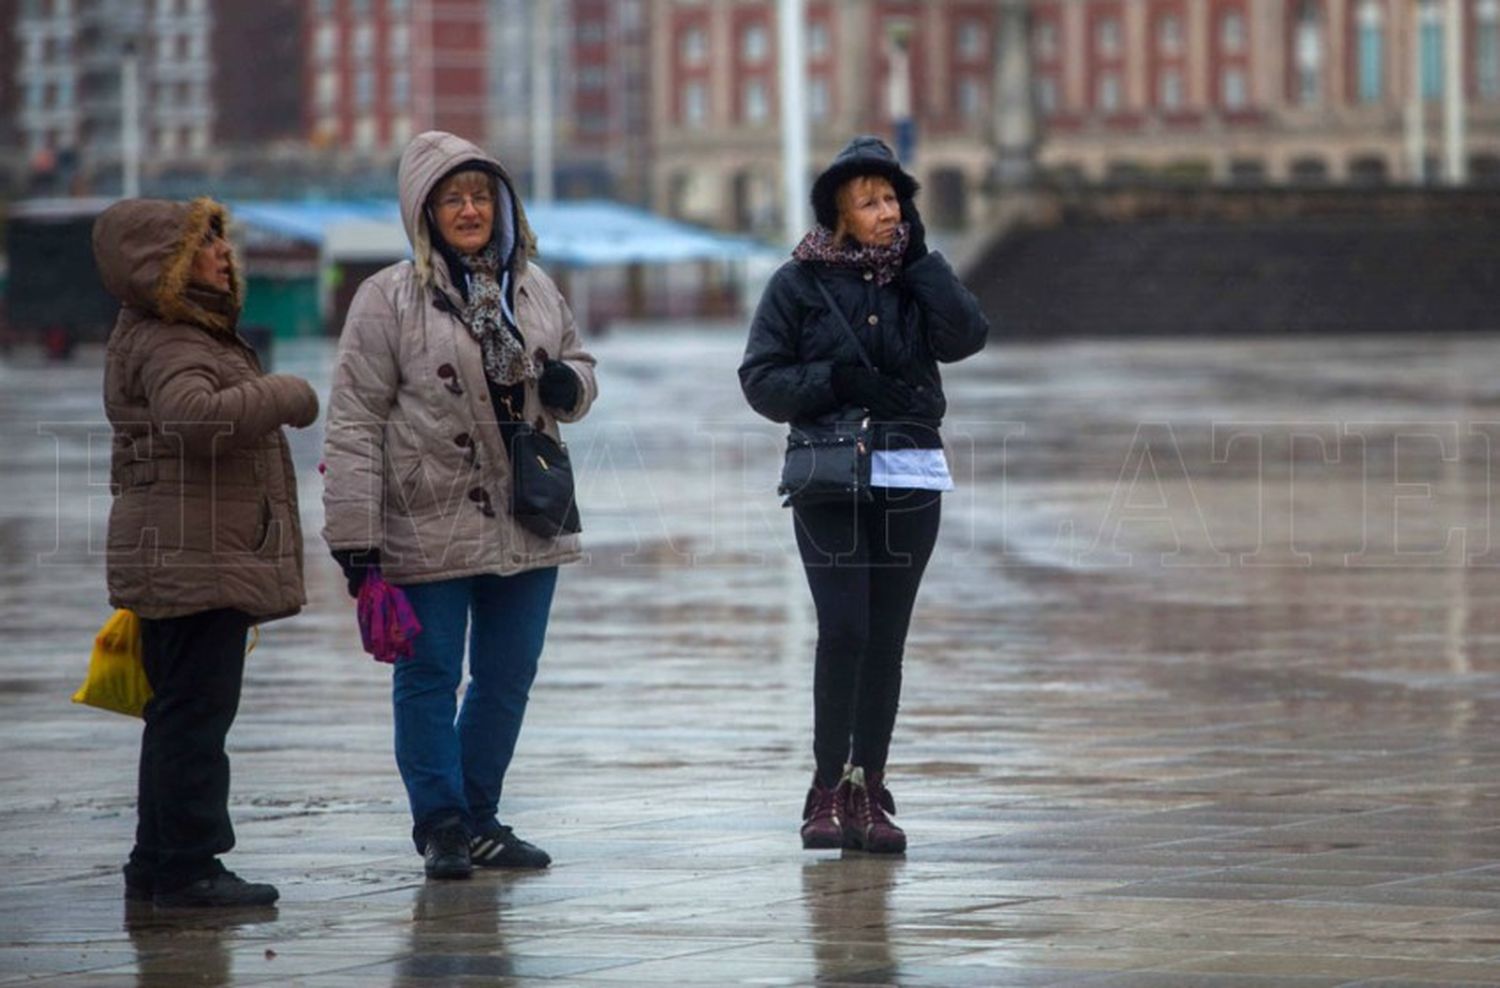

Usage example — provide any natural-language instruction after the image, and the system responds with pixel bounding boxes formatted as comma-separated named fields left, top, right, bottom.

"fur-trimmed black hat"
left=810, top=135, right=920, bottom=231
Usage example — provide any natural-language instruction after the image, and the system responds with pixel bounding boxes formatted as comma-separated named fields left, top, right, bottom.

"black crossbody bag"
left=510, top=424, right=582, bottom=538
left=777, top=276, right=875, bottom=508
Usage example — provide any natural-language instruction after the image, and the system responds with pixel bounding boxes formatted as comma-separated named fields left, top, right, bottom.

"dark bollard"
left=240, top=324, right=274, bottom=369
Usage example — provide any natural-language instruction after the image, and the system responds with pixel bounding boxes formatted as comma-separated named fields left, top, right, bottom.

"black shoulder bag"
left=510, top=424, right=582, bottom=538
left=777, top=276, right=875, bottom=508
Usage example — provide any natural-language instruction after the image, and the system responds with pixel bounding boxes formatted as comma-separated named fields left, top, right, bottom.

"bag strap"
left=810, top=274, right=876, bottom=372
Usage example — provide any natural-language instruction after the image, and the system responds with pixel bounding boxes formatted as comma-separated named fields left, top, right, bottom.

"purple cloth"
left=356, top=570, right=422, bottom=664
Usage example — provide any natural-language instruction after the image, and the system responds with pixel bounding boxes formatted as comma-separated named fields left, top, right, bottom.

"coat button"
left=863, top=271, right=873, bottom=281
left=454, top=432, right=471, bottom=447
left=867, top=314, right=879, bottom=326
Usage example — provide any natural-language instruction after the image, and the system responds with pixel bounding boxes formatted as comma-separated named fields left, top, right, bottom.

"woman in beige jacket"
left=98, top=197, right=319, bottom=908
left=322, top=132, right=597, bottom=880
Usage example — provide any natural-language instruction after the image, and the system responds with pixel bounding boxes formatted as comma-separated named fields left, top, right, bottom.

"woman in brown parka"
left=97, top=197, right=319, bottom=908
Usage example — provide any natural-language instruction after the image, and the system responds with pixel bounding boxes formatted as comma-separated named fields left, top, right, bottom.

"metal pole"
left=1444, top=0, right=1467, bottom=183
left=121, top=39, right=141, bottom=198
left=887, top=23, right=915, bottom=164
left=779, top=0, right=808, bottom=242
left=531, top=0, right=555, bottom=203
left=1407, top=0, right=1426, bottom=183
left=993, top=0, right=1037, bottom=188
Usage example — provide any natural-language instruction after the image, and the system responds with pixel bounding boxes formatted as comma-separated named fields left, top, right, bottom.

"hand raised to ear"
left=900, top=198, right=928, bottom=266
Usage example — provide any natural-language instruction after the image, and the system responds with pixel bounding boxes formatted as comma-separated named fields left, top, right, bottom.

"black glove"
left=331, top=547, right=381, bottom=598
left=831, top=365, right=917, bottom=420
left=537, top=360, right=581, bottom=412
left=900, top=198, right=928, bottom=266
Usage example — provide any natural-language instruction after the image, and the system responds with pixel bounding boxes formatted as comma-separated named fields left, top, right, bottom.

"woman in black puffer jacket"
left=739, top=135, right=989, bottom=855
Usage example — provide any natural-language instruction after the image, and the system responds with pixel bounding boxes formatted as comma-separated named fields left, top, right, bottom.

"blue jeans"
left=392, top=568, right=558, bottom=850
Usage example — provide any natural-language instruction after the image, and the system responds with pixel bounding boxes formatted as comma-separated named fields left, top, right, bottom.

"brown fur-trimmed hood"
left=92, top=197, right=243, bottom=334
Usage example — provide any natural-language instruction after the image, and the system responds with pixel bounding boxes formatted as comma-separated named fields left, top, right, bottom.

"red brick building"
left=1031, top=0, right=1500, bottom=185
left=214, top=0, right=305, bottom=148
left=653, top=0, right=1006, bottom=233
left=305, top=0, right=487, bottom=154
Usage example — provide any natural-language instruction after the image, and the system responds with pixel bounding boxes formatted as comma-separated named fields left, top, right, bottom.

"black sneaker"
left=154, top=871, right=279, bottom=909
left=124, top=882, right=153, bottom=903
left=470, top=825, right=551, bottom=869
left=423, top=820, right=473, bottom=880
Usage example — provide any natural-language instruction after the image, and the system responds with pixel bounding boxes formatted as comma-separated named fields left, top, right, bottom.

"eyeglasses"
left=436, top=192, right=495, bottom=213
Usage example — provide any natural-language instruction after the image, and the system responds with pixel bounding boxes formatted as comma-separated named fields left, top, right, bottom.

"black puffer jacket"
left=739, top=250, right=989, bottom=449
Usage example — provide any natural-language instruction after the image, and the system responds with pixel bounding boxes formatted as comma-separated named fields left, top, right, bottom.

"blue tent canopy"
left=229, top=198, right=774, bottom=268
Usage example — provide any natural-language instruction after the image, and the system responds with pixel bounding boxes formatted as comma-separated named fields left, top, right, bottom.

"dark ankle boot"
left=841, top=767, right=906, bottom=854
left=800, top=776, right=844, bottom=849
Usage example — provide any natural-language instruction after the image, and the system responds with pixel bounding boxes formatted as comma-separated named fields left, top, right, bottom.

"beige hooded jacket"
left=98, top=197, right=317, bottom=622
left=321, top=131, right=598, bottom=583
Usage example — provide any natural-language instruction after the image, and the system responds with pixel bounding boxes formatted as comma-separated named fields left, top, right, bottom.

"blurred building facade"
left=304, top=0, right=486, bottom=155
left=213, top=0, right=303, bottom=148
left=5, top=1, right=1500, bottom=211
left=10, top=0, right=217, bottom=192
left=1031, top=0, right=1500, bottom=186
left=652, top=0, right=1009, bottom=234
left=487, top=0, right=652, bottom=201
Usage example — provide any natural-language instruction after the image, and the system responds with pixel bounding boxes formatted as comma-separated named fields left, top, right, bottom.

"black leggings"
left=794, top=488, right=941, bottom=786
left=127, top=608, right=250, bottom=893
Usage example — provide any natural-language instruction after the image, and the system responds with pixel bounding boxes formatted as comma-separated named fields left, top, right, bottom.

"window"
left=388, top=0, right=408, bottom=12
left=391, top=69, right=410, bottom=107
left=391, top=115, right=412, bottom=145
left=578, top=20, right=606, bottom=45
left=959, top=77, right=984, bottom=119
left=1158, top=15, right=1182, bottom=56
left=1420, top=0, right=1443, bottom=99
left=1036, top=77, right=1059, bottom=114
left=682, top=81, right=706, bottom=126
left=743, top=78, right=768, bottom=122
left=389, top=24, right=409, bottom=58
left=680, top=26, right=706, bottom=65
left=190, top=124, right=208, bottom=154
left=355, top=116, right=376, bottom=151
left=315, top=23, right=337, bottom=59
left=809, top=76, right=830, bottom=120
left=1222, top=67, right=1248, bottom=109
left=316, top=0, right=335, bottom=15
left=808, top=21, right=829, bottom=59
left=1221, top=10, right=1245, bottom=54
left=743, top=24, right=768, bottom=63
left=1356, top=0, right=1384, bottom=104
left=958, top=20, right=985, bottom=60
left=187, top=32, right=205, bottom=61
left=1095, top=17, right=1121, bottom=57
left=1295, top=0, right=1324, bottom=106
left=1035, top=21, right=1058, bottom=60
left=1159, top=68, right=1184, bottom=110
left=353, top=23, right=374, bottom=59
left=316, top=69, right=338, bottom=108
left=355, top=70, right=374, bottom=109
left=578, top=66, right=607, bottom=90
left=1480, top=0, right=1500, bottom=99
left=1097, top=72, right=1121, bottom=112
left=352, top=0, right=371, bottom=16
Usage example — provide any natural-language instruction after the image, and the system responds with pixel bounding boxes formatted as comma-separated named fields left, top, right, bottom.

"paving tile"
left=10, top=335, right=1500, bottom=984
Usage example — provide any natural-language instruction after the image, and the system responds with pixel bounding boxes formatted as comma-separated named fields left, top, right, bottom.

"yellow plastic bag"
left=73, top=609, right=151, bottom=718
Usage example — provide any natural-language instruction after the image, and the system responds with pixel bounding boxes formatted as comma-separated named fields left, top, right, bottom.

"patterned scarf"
left=455, top=244, right=533, bottom=387
left=791, top=223, right=910, bottom=286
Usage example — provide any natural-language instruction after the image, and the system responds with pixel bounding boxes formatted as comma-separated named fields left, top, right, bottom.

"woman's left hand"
left=538, top=360, right=581, bottom=413
left=901, top=199, right=928, bottom=265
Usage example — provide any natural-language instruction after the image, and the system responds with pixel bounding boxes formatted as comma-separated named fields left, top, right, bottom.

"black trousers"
left=125, top=608, right=250, bottom=893
left=793, top=488, right=941, bottom=787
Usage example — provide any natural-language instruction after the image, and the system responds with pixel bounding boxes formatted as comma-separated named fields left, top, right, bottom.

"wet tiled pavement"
left=6, top=331, right=1500, bottom=985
